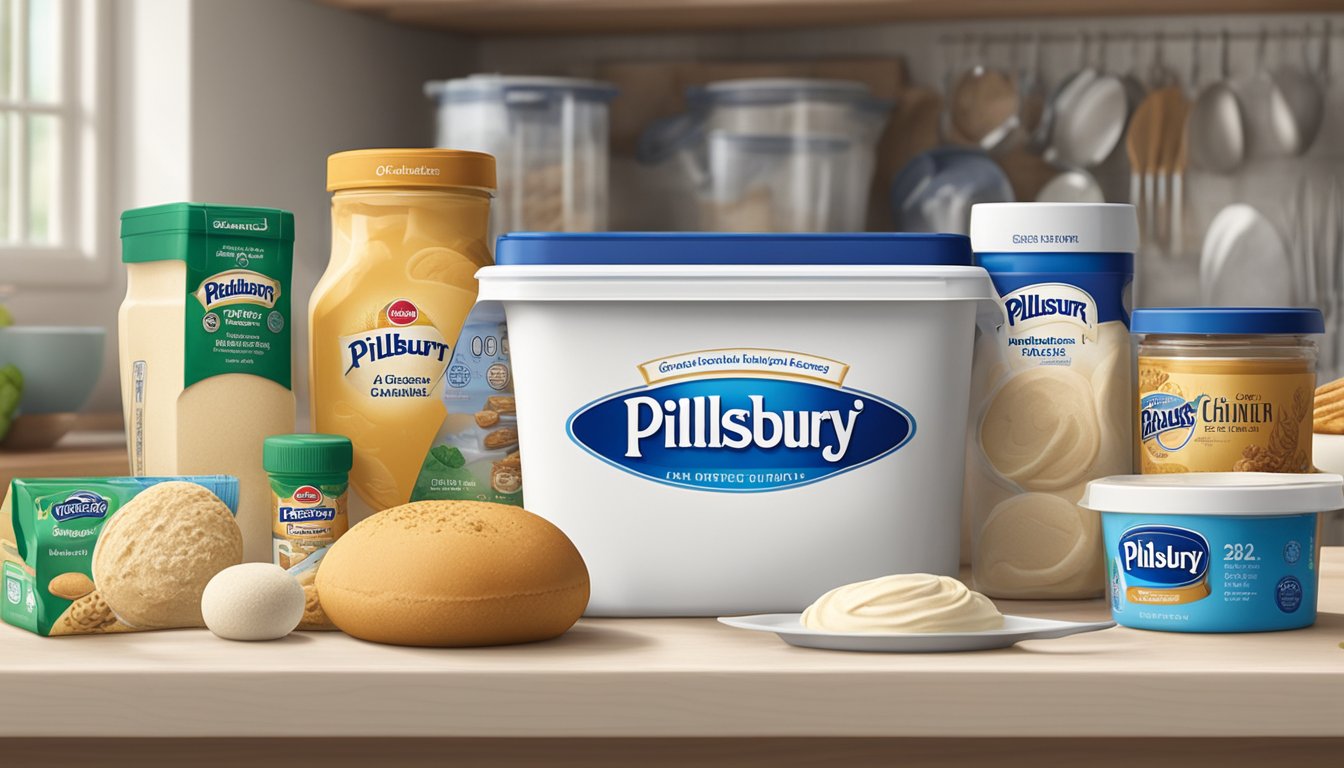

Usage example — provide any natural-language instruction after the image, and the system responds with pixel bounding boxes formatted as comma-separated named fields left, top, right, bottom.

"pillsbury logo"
left=1139, top=392, right=1207, bottom=451
left=567, top=374, right=913, bottom=493
left=1001, top=283, right=1097, bottom=337
left=50, top=491, right=110, bottom=523
left=1118, top=525, right=1210, bottom=588
left=195, top=269, right=280, bottom=310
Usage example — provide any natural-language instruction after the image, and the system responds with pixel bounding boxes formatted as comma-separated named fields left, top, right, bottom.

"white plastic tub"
left=475, top=233, right=998, bottom=616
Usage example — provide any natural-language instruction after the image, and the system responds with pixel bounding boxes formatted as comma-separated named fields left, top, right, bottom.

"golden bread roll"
left=316, top=500, right=589, bottom=647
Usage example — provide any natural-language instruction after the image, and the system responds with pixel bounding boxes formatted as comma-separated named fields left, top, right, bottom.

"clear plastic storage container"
left=638, top=79, right=890, bottom=232
left=425, top=75, right=618, bottom=237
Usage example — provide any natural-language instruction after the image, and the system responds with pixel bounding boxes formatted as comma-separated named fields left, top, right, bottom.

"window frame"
left=0, top=0, right=111, bottom=287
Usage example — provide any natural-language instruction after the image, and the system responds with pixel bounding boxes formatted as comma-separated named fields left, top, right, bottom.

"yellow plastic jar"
left=1133, top=308, right=1323, bottom=475
left=310, top=149, right=495, bottom=516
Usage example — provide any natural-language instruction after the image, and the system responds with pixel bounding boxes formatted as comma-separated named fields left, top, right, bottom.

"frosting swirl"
left=800, top=573, right=1004, bottom=633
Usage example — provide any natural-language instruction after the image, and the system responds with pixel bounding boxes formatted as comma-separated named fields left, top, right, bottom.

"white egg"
left=202, top=563, right=305, bottom=641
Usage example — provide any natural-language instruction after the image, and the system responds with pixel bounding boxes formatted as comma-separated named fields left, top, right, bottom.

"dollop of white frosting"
left=800, top=573, right=1004, bottom=633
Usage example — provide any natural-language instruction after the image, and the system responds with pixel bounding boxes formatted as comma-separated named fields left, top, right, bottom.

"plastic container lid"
left=480, top=233, right=998, bottom=304
left=263, top=434, right=354, bottom=475
left=120, top=203, right=294, bottom=251
left=1080, top=473, right=1344, bottom=516
left=425, top=74, right=618, bottom=104
left=1131, top=307, right=1325, bottom=335
left=693, top=78, right=874, bottom=105
left=327, top=149, right=496, bottom=193
left=493, top=232, right=972, bottom=266
left=969, top=203, right=1139, bottom=253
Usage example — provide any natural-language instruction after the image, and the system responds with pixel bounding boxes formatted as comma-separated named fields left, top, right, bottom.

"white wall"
left=6, top=0, right=468, bottom=417
left=188, top=0, right=472, bottom=424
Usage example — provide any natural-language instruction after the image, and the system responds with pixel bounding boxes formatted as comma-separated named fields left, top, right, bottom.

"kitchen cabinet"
left=2, top=549, right=1341, bottom=766
left=321, top=0, right=1340, bottom=35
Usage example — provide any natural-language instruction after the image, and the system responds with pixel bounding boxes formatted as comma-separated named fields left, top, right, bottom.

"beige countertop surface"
left=2, top=549, right=1342, bottom=739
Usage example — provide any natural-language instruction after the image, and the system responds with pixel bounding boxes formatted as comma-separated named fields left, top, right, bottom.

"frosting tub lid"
left=1131, top=307, right=1325, bottom=336
left=493, top=232, right=973, bottom=266
left=969, top=203, right=1138, bottom=254
left=479, top=233, right=999, bottom=304
left=1080, top=472, right=1344, bottom=516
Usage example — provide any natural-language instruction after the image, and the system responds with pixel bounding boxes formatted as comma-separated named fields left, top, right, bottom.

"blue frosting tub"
left=1080, top=473, right=1343, bottom=633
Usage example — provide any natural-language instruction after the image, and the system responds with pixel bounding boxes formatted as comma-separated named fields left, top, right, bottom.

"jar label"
left=183, top=211, right=292, bottom=389
left=271, top=478, right=349, bottom=570
left=1137, top=360, right=1314, bottom=473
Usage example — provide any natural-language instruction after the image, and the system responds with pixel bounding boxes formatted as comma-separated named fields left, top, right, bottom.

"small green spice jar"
left=263, top=434, right=353, bottom=578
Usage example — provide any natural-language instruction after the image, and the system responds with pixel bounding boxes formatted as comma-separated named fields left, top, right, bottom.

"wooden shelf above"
left=319, top=0, right=1340, bottom=36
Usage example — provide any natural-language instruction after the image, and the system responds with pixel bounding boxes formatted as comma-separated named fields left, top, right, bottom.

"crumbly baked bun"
left=91, top=481, right=243, bottom=629
left=316, top=500, right=589, bottom=647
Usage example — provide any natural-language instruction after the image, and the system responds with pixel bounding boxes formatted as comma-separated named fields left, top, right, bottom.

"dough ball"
left=202, top=564, right=305, bottom=641
left=92, top=482, right=243, bottom=629
left=980, top=366, right=1101, bottom=490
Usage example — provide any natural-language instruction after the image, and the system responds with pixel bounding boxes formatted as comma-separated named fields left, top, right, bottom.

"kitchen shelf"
left=3, top=549, right=1342, bottom=752
left=319, top=0, right=1340, bottom=36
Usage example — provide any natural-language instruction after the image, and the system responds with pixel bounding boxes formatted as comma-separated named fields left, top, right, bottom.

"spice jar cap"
left=327, top=148, right=496, bottom=193
left=263, top=434, right=354, bottom=475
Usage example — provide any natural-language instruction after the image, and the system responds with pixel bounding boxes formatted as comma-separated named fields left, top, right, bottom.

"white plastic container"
left=1081, top=473, right=1343, bottom=633
left=425, top=75, right=617, bottom=236
left=474, top=233, right=998, bottom=616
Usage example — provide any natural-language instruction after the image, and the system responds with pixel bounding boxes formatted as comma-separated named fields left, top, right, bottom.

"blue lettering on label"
left=1004, top=294, right=1089, bottom=327
left=1139, top=392, right=1206, bottom=451
left=566, top=377, right=914, bottom=492
left=278, top=506, right=338, bottom=523
left=202, top=276, right=276, bottom=307
left=345, top=331, right=451, bottom=373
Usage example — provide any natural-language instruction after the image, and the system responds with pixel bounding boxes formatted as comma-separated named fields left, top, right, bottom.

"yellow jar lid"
left=326, top=148, right=496, bottom=193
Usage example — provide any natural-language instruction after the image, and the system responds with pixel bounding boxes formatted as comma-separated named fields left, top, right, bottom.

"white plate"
left=717, top=614, right=1115, bottom=653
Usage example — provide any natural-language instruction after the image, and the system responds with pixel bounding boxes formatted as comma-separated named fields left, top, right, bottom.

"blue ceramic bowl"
left=0, top=326, right=106, bottom=414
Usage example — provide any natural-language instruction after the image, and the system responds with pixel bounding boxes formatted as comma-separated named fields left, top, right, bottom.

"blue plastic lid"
left=493, top=232, right=973, bottom=266
left=1131, top=307, right=1325, bottom=335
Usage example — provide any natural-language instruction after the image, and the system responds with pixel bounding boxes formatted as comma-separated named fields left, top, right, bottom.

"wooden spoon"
left=1154, top=87, right=1192, bottom=253
left=1125, top=88, right=1165, bottom=243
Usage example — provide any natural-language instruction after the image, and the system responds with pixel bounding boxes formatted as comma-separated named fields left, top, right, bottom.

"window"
left=0, top=0, right=107, bottom=285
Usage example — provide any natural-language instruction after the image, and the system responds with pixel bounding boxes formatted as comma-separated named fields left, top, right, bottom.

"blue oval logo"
left=1118, top=524, right=1210, bottom=587
left=1139, top=392, right=1205, bottom=452
left=566, top=377, right=914, bottom=493
left=50, top=491, right=110, bottom=523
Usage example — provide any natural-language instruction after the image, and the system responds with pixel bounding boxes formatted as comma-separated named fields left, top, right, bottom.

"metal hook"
left=1220, top=28, right=1231, bottom=80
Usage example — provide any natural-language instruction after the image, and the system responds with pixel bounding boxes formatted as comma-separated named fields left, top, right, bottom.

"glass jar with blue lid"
left=1132, top=307, right=1324, bottom=475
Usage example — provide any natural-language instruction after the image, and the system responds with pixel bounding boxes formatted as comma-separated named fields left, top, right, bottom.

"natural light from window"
left=0, top=0, right=104, bottom=284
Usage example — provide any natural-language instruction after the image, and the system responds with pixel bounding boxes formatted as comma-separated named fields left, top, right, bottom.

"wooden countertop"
left=2, top=549, right=1342, bottom=740
left=0, top=429, right=128, bottom=492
